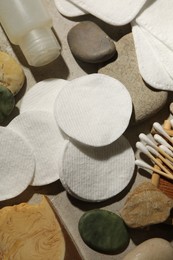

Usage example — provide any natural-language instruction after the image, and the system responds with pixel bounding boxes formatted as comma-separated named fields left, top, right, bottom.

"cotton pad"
left=8, top=111, right=65, bottom=186
left=60, top=135, right=135, bottom=202
left=54, top=73, right=132, bottom=147
left=20, top=79, right=67, bottom=114
left=0, top=127, right=35, bottom=201
left=54, top=0, right=86, bottom=17
left=135, top=0, right=173, bottom=51
left=141, top=27, right=173, bottom=80
left=58, top=143, right=87, bottom=201
left=69, top=0, right=147, bottom=25
left=132, top=23, right=173, bottom=91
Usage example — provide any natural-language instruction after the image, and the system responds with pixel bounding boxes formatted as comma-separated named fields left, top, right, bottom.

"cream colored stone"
left=123, top=238, right=173, bottom=260
left=121, top=181, right=173, bottom=228
left=0, top=51, right=25, bottom=95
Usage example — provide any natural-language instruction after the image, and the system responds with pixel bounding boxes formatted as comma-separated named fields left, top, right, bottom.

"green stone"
left=0, top=85, right=15, bottom=123
left=78, top=209, right=129, bottom=253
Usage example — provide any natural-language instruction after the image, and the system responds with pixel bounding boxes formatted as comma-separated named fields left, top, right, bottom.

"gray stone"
left=67, top=21, right=116, bottom=63
left=99, top=32, right=168, bottom=125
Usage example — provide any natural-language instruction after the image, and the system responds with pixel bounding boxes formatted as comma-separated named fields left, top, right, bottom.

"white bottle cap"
left=19, top=28, right=61, bottom=67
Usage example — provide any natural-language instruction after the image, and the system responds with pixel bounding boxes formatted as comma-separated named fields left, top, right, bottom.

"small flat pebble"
left=123, top=238, right=173, bottom=260
left=0, top=51, right=25, bottom=95
left=78, top=209, right=129, bottom=253
left=120, top=181, right=173, bottom=228
left=0, top=85, right=15, bottom=123
left=67, top=21, right=116, bottom=63
left=99, top=32, right=168, bottom=125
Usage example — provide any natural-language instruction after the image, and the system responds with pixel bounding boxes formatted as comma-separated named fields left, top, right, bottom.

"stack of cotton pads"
left=1, top=73, right=135, bottom=202
left=54, top=0, right=147, bottom=26
left=54, top=74, right=135, bottom=202
left=132, top=0, right=173, bottom=91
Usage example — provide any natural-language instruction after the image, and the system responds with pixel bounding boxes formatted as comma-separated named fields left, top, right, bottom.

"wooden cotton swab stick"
left=152, top=160, right=161, bottom=187
left=151, top=120, right=171, bottom=188
left=151, top=120, right=173, bottom=136
left=154, top=134, right=173, bottom=152
left=153, top=122, right=173, bottom=146
left=146, top=145, right=173, bottom=171
left=151, top=128, right=173, bottom=137
left=135, top=159, right=173, bottom=180
left=136, top=142, right=172, bottom=175
left=139, top=133, right=173, bottom=163
left=159, top=145, right=173, bottom=166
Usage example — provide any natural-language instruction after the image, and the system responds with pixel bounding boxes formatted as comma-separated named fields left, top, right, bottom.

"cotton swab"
left=159, top=145, right=173, bottom=157
left=153, top=122, right=173, bottom=145
left=159, top=145, right=173, bottom=165
left=136, top=142, right=172, bottom=175
left=139, top=133, right=173, bottom=163
left=139, top=133, right=157, bottom=148
left=146, top=145, right=173, bottom=171
left=135, top=159, right=173, bottom=180
left=151, top=128, right=173, bottom=137
left=151, top=120, right=173, bottom=136
left=154, top=134, right=173, bottom=151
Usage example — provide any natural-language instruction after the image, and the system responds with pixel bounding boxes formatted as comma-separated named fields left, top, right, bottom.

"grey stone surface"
left=67, top=21, right=116, bottom=63
left=99, top=32, right=168, bottom=125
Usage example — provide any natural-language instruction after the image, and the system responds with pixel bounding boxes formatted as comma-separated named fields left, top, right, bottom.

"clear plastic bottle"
left=0, top=0, right=61, bottom=67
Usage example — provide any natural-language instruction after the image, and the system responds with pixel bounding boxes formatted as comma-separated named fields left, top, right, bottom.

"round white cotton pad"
left=141, top=27, right=173, bottom=81
left=60, top=135, right=135, bottom=202
left=70, top=0, right=147, bottom=25
left=54, top=0, right=87, bottom=17
left=135, top=0, right=173, bottom=51
left=8, top=111, right=65, bottom=186
left=20, top=79, right=68, bottom=114
left=58, top=141, right=85, bottom=201
left=132, top=23, right=173, bottom=91
left=0, top=127, right=35, bottom=201
left=54, top=73, right=132, bottom=147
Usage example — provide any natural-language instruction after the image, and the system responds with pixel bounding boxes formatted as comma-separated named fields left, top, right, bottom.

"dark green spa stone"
left=0, top=85, right=15, bottom=123
left=78, top=209, right=129, bottom=253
